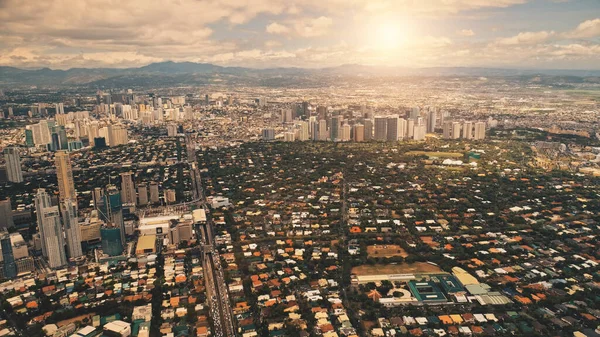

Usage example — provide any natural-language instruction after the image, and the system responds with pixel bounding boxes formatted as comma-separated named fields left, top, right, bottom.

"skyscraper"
left=35, top=189, right=52, bottom=258
left=341, top=124, right=351, bottom=141
left=1, top=233, right=17, bottom=279
left=410, top=107, right=420, bottom=120
left=138, top=183, right=148, bottom=206
left=462, top=121, right=474, bottom=139
left=261, top=128, right=275, bottom=141
left=407, top=119, right=415, bottom=139
left=427, top=110, right=437, bottom=133
left=353, top=124, right=365, bottom=142
left=120, top=172, right=136, bottom=205
left=297, top=121, right=310, bottom=141
left=101, top=186, right=125, bottom=245
left=413, top=125, right=427, bottom=141
left=3, top=147, right=23, bottom=183
left=387, top=116, right=400, bottom=141
left=55, top=103, right=65, bottom=115
left=474, top=122, right=486, bottom=140
left=61, top=199, right=82, bottom=259
left=55, top=151, right=76, bottom=201
left=374, top=117, right=387, bottom=141
left=330, top=116, right=342, bottom=141
left=318, top=120, right=328, bottom=141
left=0, top=199, right=13, bottom=230
left=363, top=119, right=373, bottom=141
left=149, top=182, right=160, bottom=204
left=40, top=206, right=67, bottom=268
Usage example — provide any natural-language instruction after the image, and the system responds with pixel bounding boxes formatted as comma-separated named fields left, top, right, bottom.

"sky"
left=0, top=0, right=599, bottom=69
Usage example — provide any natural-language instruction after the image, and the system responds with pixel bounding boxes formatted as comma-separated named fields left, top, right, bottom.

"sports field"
left=352, top=262, right=442, bottom=276
left=366, top=244, right=409, bottom=258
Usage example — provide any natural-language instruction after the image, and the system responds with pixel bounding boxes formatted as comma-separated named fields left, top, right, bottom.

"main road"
left=187, top=133, right=236, bottom=337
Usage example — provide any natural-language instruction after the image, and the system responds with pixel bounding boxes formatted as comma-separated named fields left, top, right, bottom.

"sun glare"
left=373, top=21, right=406, bottom=50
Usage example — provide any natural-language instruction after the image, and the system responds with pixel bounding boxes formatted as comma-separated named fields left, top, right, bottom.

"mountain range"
left=1, top=61, right=599, bottom=87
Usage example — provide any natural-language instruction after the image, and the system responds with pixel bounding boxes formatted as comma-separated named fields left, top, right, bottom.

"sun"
left=374, top=21, right=405, bottom=50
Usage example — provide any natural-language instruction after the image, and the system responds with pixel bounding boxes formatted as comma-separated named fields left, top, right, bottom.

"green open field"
left=405, top=151, right=463, bottom=158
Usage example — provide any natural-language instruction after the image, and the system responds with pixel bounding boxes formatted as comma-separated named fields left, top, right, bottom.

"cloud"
left=563, top=18, right=600, bottom=39
left=0, top=0, right=597, bottom=69
left=294, top=16, right=333, bottom=37
left=267, top=16, right=333, bottom=38
left=495, top=31, right=555, bottom=45
left=266, top=22, right=290, bottom=35
left=457, top=29, right=475, bottom=37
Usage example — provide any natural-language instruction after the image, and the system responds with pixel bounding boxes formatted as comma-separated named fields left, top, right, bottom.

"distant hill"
left=1, top=61, right=599, bottom=87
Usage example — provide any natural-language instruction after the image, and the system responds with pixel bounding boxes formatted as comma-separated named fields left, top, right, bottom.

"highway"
left=187, top=133, right=236, bottom=337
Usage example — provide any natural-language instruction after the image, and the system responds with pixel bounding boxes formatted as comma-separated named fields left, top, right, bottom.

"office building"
left=0, top=233, right=17, bottom=279
left=0, top=199, right=13, bottom=229
left=55, top=151, right=76, bottom=201
left=414, top=125, right=427, bottom=141
left=297, top=120, right=310, bottom=141
left=101, top=226, right=123, bottom=256
left=407, top=119, right=415, bottom=139
left=427, top=110, right=437, bottom=132
left=137, top=183, right=148, bottom=206
left=318, top=120, right=328, bottom=141
left=341, top=124, right=351, bottom=141
left=61, top=199, right=83, bottom=259
left=330, top=116, right=342, bottom=141
left=165, top=189, right=176, bottom=204
left=149, top=182, right=160, bottom=204
left=386, top=116, right=400, bottom=141
left=316, top=106, right=327, bottom=120
left=100, top=186, right=125, bottom=245
left=410, top=107, right=420, bottom=120
left=374, top=117, right=387, bottom=141
left=120, top=172, right=136, bottom=205
left=3, top=147, right=23, bottom=183
left=35, top=189, right=52, bottom=258
left=40, top=206, right=67, bottom=268
left=353, top=124, right=365, bottom=142
left=363, top=119, right=373, bottom=141
left=261, top=128, right=275, bottom=140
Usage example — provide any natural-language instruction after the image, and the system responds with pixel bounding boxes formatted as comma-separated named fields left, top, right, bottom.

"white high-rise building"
left=61, top=199, right=82, bottom=259
left=3, top=147, right=23, bottom=183
left=413, top=125, right=426, bottom=141
left=40, top=206, right=67, bottom=268
left=341, top=124, right=351, bottom=141
left=407, top=119, right=415, bottom=139
left=398, top=118, right=407, bottom=140
left=55, top=103, right=65, bottom=115
left=120, top=172, right=136, bottom=205
left=296, top=120, right=310, bottom=141
left=35, top=189, right=52, bottom=257
left=462, top=121, right=474, bottom=139
left=452, top=122, right=462, bottom=139
left=410, top=107, right=420, bottom=120
left=318, top=120, right=328, bottom=141
left=474, top=122, right=486, bottom=140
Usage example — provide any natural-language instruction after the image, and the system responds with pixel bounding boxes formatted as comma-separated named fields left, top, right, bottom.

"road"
left=188, top=133, right=236, bottom=337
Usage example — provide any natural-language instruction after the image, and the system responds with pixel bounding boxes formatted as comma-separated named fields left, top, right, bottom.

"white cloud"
left=563, top=18, right=600, bottom=39
left=266, top=22, right=290, bottom=35
left=495, top=31, right=555, bottom=45
left=294, top=16, right=333, bottom=37
left=457, top=29, right=475, bottom=37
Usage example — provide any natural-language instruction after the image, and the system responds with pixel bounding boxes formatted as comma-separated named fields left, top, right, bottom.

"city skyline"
left=0, top=0, right=599, bottom=70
